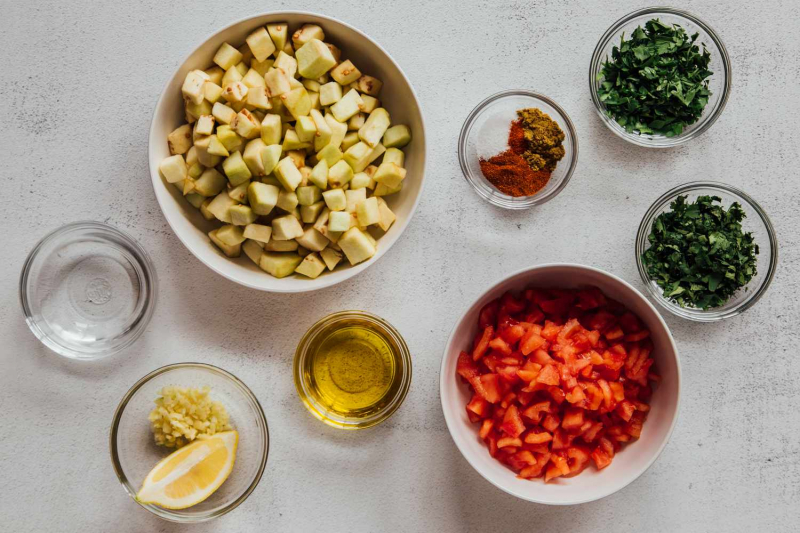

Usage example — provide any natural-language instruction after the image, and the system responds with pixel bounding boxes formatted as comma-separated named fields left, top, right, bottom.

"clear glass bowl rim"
left=635, top=181, right=778, bottom=321
left=109, top=362, right=270, bottom=523
left=589, top=6, right=732, bottom=148
left=294, top=310, right=412, bottom=429
left=19, top=220, right=158, bottom=360
left=457, top=89, right=580, bottom=209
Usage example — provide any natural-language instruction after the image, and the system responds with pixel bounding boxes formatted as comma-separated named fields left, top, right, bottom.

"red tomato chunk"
left=457, top=287, right=660, bottom=482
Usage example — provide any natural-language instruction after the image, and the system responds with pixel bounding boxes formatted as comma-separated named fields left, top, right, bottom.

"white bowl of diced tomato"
left=440, top=264, right=681, bottom=505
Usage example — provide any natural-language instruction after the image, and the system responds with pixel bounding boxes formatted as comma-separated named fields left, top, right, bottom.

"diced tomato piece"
left=583, top=382, right=603, bottom=411
left=524, top=431, right=553, bottom=444
left=536, top=364, right=560, bottom=386
left=559, top=364, right=578, bottom=390
left=597, top=379, right=615, bottom=411
left=615, top=400, right=635, bottom=422
left=551, top=428, right=574, bottom=450
left=557, top=318, right=583, bottom=344
left=501, top=324, right=526, bottom=344
left=516, top=390, right=535, bottom=406
left=487, top=434, right=498, bottom=457
left=478, top=299, right=499, bottom=329
left=522, top=401, right=551, bottom=423
left=540, top=298, right=571, bottom=317
left=626, top=412, right=645, bottom=438
left=500, top=405, right=526, bottom=438
left=541, top=321, right=562, bottom=342
left=472, top=326, right=494, bottom=361
left=466, top=394, right=490, bottom=418
left=523, top=307, right=546, bottom=325
left=478, top=373, right=502, bottom=403
left=634, top=401, right=650, bottom=412
left=561, top=408, right=584, bottom=432
left=479, top=419, right=494, bottom=440
left=566, top=445, right=592, bottom=475
left=552, top=452, right=571, bottom=476
left=520, top=329, right=546, bottom=355
left=618, top=312, right=642, bottom=333
left=609, top=382, right=625, bottom=402
left=467, top=410, right=482, bottom=423
left=531, top=348, right=554, bottom=365
left=496, top=365, right=521, bottom=384
left=497, top=437, right=523, bottom=449
left=591, top=448, right=612, bottom=469
left=544, top=464, right=563, bottom=482
left=500, top=292, right=526, bottom=314
left=456, top=351, right=480, bottom=382
left=604, top=325, right=624, bottom=341
left=500, top=392, right=516, bottom=408
left=625, top=330, right=650, bottom=342
left=507, top=450, right=537, bottom=472
left=575, top=287, right=607, bottom=310
left=548, top=386, right=566, bottom=405
left=542, top=413, right=561, bottom=433
left=516, top=369, right=538, bottom=382
left=488, top=337, right=512, bottom=357
left=581, top=421, right=604, bottom=442
left=585, top=310, right=616, bottom=331
left=565, top=386, right=586, bottom=404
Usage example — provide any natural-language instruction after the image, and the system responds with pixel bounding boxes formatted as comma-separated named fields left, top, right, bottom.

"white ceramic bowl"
left=149, top=12, right=426, bottom=292
left=439, top=264, right=681, bottom=505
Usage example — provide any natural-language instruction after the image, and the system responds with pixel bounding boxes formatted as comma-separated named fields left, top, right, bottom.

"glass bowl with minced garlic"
left=110, top=363, right=269, bottom=522
left=590, top=7, right=731, bottom=148
left=635, top=182, right=777, bottom=322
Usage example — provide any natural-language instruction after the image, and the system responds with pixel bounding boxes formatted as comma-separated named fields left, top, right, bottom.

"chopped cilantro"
left=642, top=195, right=759, bottom=309
left=597, top=19, right=713, bottom=137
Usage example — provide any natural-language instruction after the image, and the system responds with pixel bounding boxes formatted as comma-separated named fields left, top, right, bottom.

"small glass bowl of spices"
left=635, top=182, right=777, bottom=321
left=294, top=311, right=412, bottom=429
left=590, top=7, right=731, bottom=148
left=459, top=90, right=578, bottom=209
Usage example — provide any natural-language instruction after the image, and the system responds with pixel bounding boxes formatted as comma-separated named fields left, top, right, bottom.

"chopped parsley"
left=597, top=19, right=713, bottom=137
left=642, top=195, right=759, bottom=309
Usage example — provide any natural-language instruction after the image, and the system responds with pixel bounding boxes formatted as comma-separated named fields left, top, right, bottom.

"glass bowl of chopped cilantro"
left=636, top=182, right=777, bottom=321
left=590, top=7, right=731, bottom=148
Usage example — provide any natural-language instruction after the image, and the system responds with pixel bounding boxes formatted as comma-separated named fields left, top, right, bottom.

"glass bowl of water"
left=19, top=221, right=157, bottom=360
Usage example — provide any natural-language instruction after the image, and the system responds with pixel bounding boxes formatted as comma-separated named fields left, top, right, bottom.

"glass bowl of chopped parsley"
left=636, top=182, right=777, bottom=321
left=590, top=7, right=732, bottom=148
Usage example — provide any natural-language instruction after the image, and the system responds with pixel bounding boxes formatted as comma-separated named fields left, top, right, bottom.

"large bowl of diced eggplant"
left=149, top=12, right=426, bottom=292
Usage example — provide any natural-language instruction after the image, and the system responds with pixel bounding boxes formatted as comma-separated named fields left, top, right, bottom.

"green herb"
left=642, top=195, right=759, bottom=309
left=597, top=19, right=713, bottom=137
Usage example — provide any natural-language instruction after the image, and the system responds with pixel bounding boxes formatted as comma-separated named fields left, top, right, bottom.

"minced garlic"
left=148, top=386, right=232, bottom=448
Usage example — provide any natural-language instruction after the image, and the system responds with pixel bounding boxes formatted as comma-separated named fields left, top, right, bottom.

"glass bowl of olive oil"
left=294, top=311, right=412, bottom=429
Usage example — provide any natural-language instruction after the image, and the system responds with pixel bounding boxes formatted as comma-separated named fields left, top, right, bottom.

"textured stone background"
left=1, top=0, right=799, bottom=531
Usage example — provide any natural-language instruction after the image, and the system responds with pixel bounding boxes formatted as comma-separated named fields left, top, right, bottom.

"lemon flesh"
left=137, top=430, right=238, bottom=510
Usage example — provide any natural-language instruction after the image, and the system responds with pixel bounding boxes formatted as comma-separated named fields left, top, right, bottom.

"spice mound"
left=148, top=386, right=232, bottom=448
left=479, top=108, right=565, bottom=198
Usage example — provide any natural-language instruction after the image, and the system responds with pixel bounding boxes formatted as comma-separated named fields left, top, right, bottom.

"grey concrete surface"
left=1, top=0, right=798, bottom=531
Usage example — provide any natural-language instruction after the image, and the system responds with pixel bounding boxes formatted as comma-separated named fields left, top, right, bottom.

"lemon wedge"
left=137, top=430, right=238, bottom=510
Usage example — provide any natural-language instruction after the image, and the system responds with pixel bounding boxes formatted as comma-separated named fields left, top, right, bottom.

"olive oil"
left=311, top=327, right=394, bottom=413
left=295, top=311, right=411, bottom=428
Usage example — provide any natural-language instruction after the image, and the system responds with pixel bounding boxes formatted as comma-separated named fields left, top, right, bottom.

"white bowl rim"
left=148, top=11, right=427, bottom=293
left=438, top=263, right=682, bottom=505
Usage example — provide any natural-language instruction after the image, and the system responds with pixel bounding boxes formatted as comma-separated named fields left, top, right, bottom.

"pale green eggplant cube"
left=260, top=144, right=283, bottom=175
left=213, top=42, right=243, bottom=70
left=259, top=252, right=302, bottom=278
left=194, top=168, right=226, bottom=197
left=271, top=215, right=304, bottom=240
left=294, top=253, right=327, bottom=279
left=383, top=125, right=411, bottom=148
left=325, top=114, right=349, bottom=148
left=309, top=159, right=329, bottom=190
left=361, top=95, right=380, bottom=114
left=319, top=82, right=343, bottom=106
left=375, top=196, right=396, bottom=232
left=243, top=139, right=267, bottom=175
left=345, top=188, right=367, bottom=213
left=209, top=229, right=241, bottom=258
left=316, top=144, right=343, bottom=167
left=328, top=160, right=354, bottom=188
left=295, top=227, right=329, bottom=252
left=216, top=224, right=246, bottom=246
left=300, top=201, right=326, bottom=224
left=373, top=162, right=406, bottom=189
left=276, top=189, right=299, bottom=212
left=247, top=182, right=279, bottom=215
left=343, top=142, right=373, bottom=173
left=243, top=239, right=264, bottom=265
left=296, top=116, right=317, bottom=143
left=322, top=188, right=347, bottom=211
left=356, top=197, right=380, bottom=226
left=207, top=135, right=229, bottom=157
left=265, top=67, right=291, bottom=97
left=216, top=125, right=243, bottom=152
left=246, top=27, right=276, bottom=62
left=274, top=156, right=303, bottom=191
left=338, top=228, right=376, bottom=266
left=296, top=185, right=322, bottom=206
left=222, top=151, right=252, bottom=186
left=383, top=147, right=405, bottom=167
left=320, top=247, right=343, bottom=270
left=350, top=172, right=375, bottom=190
left=296, top=39, right=337, bottom=80
left=341, top=131, right=360, bottom=152
left=212, top=102, right=237, bottom=125
left=292, top=24, right=325, bottom=48
left=328, top=210, right=351, bottom=232
left=207, top=191, right=238, bottom=223
left=267, top=23, right=288, bottom=52
left=260, top=114, right=283, bottom=145
left=230, top=204, right=257, bottom=226
left=282, top=87, right=312, bottom=119
left=282, top=129, right=311, bottom=151
left=168, top=124, right=192, bottom=155
left=329, top=89, right=364, bottom=122
left=273, top=51, right=298, bottom=79
left=331, top=60, right=362, bottom=86
left=243, top=223, right=273, bottom=243
left=160, top=154, right=188, bottom=183
left=358, top=108, right=391, bottom=148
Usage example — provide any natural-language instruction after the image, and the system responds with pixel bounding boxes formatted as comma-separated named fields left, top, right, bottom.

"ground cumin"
left=517, top=108, right=565, bottom=172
